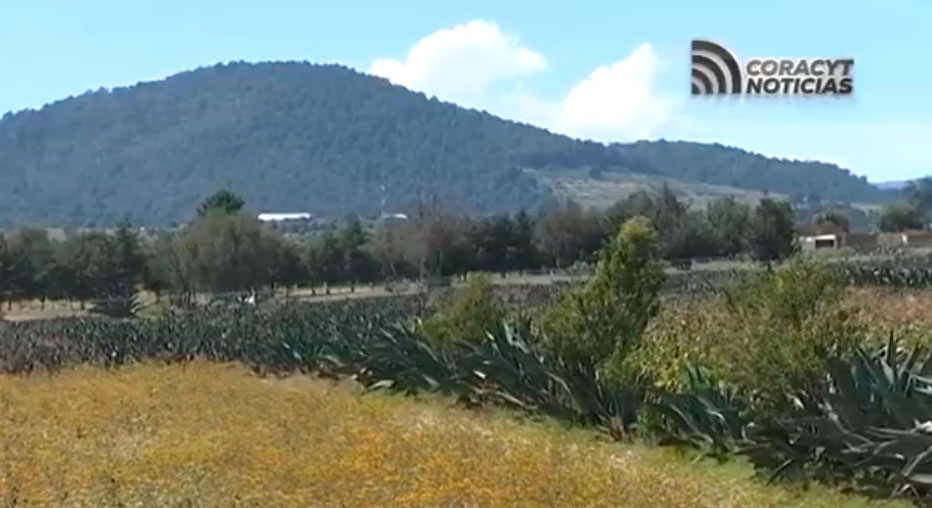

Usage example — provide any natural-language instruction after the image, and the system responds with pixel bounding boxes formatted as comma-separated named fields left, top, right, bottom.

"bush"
left=421, top=273, right=505, bottom=344
left=685, top=260, right=861, bottom=409
left=539, top=216, right=666, bottom=382
left=639, top=259, right=865, bottom=410
left=631, top=296, right=722, bottom=390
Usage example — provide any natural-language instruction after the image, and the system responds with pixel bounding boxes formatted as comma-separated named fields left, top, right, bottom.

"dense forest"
left=0, top=61, right=893, bottom=228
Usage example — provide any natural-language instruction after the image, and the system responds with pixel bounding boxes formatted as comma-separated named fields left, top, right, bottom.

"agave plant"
left=651, top=365, right=750, bottom=460
left=90, top=293, right=143, bottom=319
left=837, top=254, right=932, bottom=289
left=744, top=338, right=932, bottom=496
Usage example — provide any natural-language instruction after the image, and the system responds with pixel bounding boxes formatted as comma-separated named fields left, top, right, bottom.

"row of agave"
left=0, top=296, right=641, bottom=434
left=836, top=254, right=932, bottom=288
left=664, top=269, right=758, bottom=294
left=664, top=257, right=932, bottom=291
left=654, top=338, right=932, bottom=500
left=0, top=296, right=424, bottom=374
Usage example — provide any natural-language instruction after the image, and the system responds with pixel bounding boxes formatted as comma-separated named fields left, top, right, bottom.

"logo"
left=691, top=39, right=742, bottom=95
left=690, top=39, right=853, bottom=97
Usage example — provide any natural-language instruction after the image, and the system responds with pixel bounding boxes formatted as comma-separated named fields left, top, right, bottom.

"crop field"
left=0, top=362, right=905, bottom=508
left=6, top=252, right=932, bottom=506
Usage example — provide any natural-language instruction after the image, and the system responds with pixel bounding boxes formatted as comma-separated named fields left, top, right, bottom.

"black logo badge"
left=691, top=39, right=742, bottom=95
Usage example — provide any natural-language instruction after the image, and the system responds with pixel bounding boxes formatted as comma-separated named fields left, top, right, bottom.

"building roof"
left=378, top=212, right=409, bottom=221
left=257, top=212, right=312, bottom=222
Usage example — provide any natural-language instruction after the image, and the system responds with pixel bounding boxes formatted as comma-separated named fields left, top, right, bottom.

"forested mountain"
left=0, top=61, right=893, bottom=227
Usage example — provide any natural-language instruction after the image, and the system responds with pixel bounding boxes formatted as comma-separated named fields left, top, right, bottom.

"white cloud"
left=557, top=43, right=677, bottom=141
left=370, top=20, right=547, bottom=109
left=370, top=21, right=677, bottom=142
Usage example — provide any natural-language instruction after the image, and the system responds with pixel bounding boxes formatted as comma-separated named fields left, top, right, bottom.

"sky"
left=1, top=1, right=928, bottom=182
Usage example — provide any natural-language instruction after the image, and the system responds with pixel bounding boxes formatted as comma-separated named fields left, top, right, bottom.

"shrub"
left=631, top=296, right=722, bottom=390
left=421, top=273, right=504, bottom=344
left=708, top=259, right=863, bottom=408
left=638, top=259, right=865, bottom=409
left=539, top=216, right=666, bottom=382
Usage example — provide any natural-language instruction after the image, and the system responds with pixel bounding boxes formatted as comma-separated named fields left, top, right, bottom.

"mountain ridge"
left=0, top=61, right=893, bottom=227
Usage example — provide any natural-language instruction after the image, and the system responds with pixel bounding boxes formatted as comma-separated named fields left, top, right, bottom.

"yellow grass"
left=0, top=363, right=906, bottom=508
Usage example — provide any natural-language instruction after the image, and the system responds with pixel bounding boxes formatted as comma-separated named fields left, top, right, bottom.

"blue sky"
left=1, top=1, right=928, bottom=181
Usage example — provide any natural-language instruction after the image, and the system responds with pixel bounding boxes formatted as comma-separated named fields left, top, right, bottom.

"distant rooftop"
left=378, top=213, right=409, bottom=221
left=257, top=212, right=313, bottom=222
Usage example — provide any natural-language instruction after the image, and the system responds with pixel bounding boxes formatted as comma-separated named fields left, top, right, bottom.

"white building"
left=257, top=212, right=313, bottom=223
left=799, top=233, right=839, bottom=251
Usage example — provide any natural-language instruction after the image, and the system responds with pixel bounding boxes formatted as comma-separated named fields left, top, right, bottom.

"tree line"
left=0, top=188, right=798, bottom=312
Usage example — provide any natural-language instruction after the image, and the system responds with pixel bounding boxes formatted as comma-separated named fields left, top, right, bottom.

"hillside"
left=0, top=61, right=893, bottom=227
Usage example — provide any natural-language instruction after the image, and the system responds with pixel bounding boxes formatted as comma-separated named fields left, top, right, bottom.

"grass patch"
left=0, top=362, right=906, bottom=507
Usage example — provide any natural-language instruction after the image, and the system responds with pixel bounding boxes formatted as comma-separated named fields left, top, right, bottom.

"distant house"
left=798, top=223, right=848, bottom=251
left=799, top=233, right=840, bottom=251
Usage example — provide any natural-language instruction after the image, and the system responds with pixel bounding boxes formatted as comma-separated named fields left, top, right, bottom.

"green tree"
left=312, top=228, right=348, bottom=287
left=57, top=233, right=110, bottom=309
left=541, top=216, right=665, bottom=381
left=268, top=239, right=308, bottom=292
left=904, top=177, right=932, bottom=220
left=812, top=209, right=850, bottom=233
left=535, top=200, right=603, bottom=269
left=749, top=198, right=798, bottom=262
left=8, top=229, right=57, bottom=307
left=664, top=211, right=721, bottom=261
left=469, top=214, right=513, bottom=274
left=509, top=209, right=539, bottom=271
left=603, top=186, right=693, bottom=261
left=340, top=216, right=377, bottom=289
left=879, top=202, right=923, bottom=232
left=196, top=189, right=246, bottom=217
left=106, top=222, right=145, bottom=297
left=0, top=235, right=16, bottom=309
left=184, top=210, right=280, bottom=294
left=141, top=236, right=170, bottom=303
left=148, top=232, right=198, bottom=308
left=369, top=219, right=412, bottom=281
left=707, top=196, right=751, bottom=257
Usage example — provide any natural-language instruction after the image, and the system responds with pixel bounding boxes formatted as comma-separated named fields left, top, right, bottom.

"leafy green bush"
left=539, top=216, right=666, bottom=382
left=631, top=296, right=721, bottom=390
left=638, top=259, right=864, bottom=409
left=712, top=259, right=862, bottom=405
left=421, top=273, right=505, bottom=344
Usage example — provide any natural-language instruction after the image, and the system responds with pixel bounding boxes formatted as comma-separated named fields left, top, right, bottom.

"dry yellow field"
left=0, top=363, right=907, bottom=508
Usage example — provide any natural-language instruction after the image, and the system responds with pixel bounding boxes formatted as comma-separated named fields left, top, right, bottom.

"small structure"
left=257, top=212, right=313, bottom=223
left=799, top=233, right=840, bottom=251
left=798, top=223, right=847, bottom=252
left=377, top=212, right=409, bottom=222
left=257, top=212, right=315, bottom=233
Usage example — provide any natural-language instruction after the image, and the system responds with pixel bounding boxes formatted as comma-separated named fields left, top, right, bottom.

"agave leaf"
left=901, top=444, right=932, bottom=478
